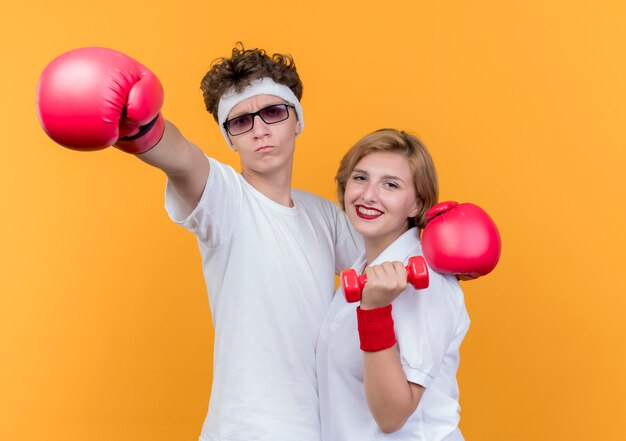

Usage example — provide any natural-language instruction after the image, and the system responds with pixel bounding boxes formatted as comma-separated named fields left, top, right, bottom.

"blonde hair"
left=336, top=128, right=439, bottom=230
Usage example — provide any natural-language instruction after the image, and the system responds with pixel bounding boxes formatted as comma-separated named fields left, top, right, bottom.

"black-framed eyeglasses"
left=223, top=103, right=295, bottom=136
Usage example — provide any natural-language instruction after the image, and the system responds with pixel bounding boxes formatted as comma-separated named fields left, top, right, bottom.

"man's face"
left=226, top=94, right=300, bottom=177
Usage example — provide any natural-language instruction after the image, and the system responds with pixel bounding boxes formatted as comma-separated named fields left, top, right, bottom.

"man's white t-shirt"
left=316, top=228, right=470, bottom=441
left=165, top=157, right=362, bottom=441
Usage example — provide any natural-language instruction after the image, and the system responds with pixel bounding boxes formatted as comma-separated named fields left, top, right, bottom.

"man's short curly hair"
left=200, top=43, right=303, bottom=123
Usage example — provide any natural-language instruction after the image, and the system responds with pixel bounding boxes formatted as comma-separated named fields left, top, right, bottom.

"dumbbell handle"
left=341, top=256, right=430, bottom=303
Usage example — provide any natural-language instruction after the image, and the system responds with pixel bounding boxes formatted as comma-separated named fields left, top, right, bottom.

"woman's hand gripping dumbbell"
left=340, top=256, right=430, bottom=303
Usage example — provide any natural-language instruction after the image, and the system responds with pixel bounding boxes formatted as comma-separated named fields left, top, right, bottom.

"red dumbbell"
left=340, top=256, right=430, bottom=303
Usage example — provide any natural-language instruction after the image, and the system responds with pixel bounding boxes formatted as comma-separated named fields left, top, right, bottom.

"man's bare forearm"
left=138, top=120, right=210, bottom=211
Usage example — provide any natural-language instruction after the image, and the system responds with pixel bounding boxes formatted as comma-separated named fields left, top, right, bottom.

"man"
left=36, top=44, right=362, bottom=440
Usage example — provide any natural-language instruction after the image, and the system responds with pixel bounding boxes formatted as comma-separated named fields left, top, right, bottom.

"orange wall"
left=2, top=1, right=625, bottom=440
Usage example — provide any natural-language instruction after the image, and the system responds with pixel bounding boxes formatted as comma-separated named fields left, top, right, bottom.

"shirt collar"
left=351, top=227, right=422, bottom=272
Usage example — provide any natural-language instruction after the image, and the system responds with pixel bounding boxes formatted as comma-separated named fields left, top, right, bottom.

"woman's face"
left=344, top=151, right=419, bottom=250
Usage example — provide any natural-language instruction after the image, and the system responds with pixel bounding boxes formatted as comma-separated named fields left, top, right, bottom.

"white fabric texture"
left=217, top=77, right=304, bottom=147
left=165, top=157, right=361, bottom=441
left=316, top=228, right=470, bottom=441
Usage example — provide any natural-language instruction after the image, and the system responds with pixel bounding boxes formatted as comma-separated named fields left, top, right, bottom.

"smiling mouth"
left=355, top=205, right=383, bottom=219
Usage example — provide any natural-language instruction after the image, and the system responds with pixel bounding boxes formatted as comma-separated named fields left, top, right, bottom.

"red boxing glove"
left=421, top=201, right=501, bottom=280
left=36, top=47, right=164, bottom=154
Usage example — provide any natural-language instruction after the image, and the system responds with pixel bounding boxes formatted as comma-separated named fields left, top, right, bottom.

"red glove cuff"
left=357, top=305, right=397, bottom=352
left=115, top=113, right=165, bottom=154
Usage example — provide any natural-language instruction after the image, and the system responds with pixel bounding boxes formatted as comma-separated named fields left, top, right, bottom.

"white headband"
left=217, top=77, right=304, bottom=148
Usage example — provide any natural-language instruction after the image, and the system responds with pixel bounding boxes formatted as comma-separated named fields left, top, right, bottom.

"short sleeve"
left=393, top=272, right=467, bottom=388
left=165, top=156, right=242, bottom=247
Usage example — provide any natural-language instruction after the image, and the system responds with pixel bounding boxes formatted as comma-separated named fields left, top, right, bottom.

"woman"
left=316, top=129, right=470, bottom=440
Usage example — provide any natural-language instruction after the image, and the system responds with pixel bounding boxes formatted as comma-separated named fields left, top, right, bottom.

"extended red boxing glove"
left=36, top=47, right=164, bottom=154
left=421, top=201, right=501, bottom=280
